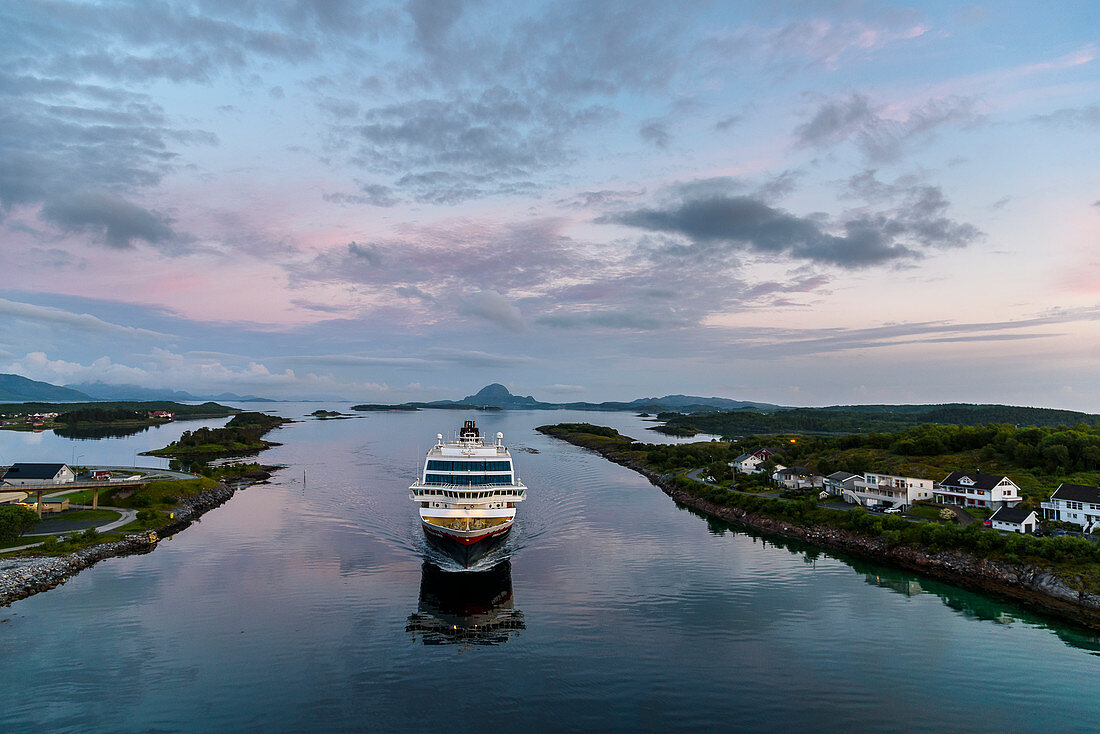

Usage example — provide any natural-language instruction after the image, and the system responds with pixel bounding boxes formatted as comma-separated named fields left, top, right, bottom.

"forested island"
left=654, top=403, right=1100, bottom=437
left=0, top=401, right=240, bottom=433
left=538, top=422, right=1100, bottom=628
left=143, top=412, right=291, bottom=458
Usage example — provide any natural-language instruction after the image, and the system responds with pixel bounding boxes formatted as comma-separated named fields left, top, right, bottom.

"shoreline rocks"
left=0, top=481, right=239, bottom=607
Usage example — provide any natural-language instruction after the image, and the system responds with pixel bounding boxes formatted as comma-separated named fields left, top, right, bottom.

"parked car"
left=883, top=506, right=902, bottom=515
left=866, top=505, right=885, bottom=513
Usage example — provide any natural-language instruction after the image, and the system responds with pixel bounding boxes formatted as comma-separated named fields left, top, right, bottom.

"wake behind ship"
left=410, top=420, right=527, bottom=567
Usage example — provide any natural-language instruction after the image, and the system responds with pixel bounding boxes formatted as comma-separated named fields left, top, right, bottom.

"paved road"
left=22, top=506, right=137, bottom=537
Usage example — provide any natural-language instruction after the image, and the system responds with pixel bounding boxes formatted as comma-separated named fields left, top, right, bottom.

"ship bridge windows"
left=424, top=473, right=513, bottom=486
left=426, top=460, right=512, bottom=472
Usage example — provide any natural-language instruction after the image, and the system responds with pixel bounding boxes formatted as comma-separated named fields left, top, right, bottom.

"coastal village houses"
left=730, top=448, right=775, bottom=474
left=1, top=463, right=75, bottom=487
left=934, top=471, right=1022, bottom=510
left=844, top=472, right=935, bottom=510
left=1041, top=483, right=1100, bottom=531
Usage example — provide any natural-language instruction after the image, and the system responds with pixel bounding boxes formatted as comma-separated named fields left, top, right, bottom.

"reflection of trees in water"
left=692, top=506, right=1100, bottom=654
left=53, top=424, right=152, bottom=440
left=407, top=560, right=525, bottom=645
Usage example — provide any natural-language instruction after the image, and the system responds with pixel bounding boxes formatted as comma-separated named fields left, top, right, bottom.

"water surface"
left=1, top=405, right=1097, bottom=732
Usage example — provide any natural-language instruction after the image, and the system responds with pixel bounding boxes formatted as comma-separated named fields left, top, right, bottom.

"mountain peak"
left=462, top=383, right=540, bottom=408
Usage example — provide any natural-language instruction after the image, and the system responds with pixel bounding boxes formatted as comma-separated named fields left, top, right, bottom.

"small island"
left=143, top=412, right=291, bottom=458
left=310, top=409, right=351, bottom=419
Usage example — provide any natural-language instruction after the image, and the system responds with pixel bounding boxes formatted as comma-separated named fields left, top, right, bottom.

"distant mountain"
left=71, top=382, right=200, bottom=401
left=68, top=382, right=274, bottom=402
left=356, top=383, right=783, bottom=413
left=0, top=374, right=93, bottom=403
left=459, top=383, right=542, bottom=408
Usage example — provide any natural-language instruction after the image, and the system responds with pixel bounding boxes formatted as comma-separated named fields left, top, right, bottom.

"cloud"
left=538, top=309, right=686, bottom=331
left=323, top=183, right=398, bottom=208
left=1032, top=104, right=1100, bottom=128
left=639, top=119, right=671, bottom=149
left=795, top=93, right=977, bottom=160
left=333, top=87, right=609, bottom=204
left=701, top=306, right=1100, bottom=359
left=714, top=114, right=743, bottom=130
left=0, top=297, right=170, bottom=339
left=458, top=290, right=527, bottom=332
left=40, top=190, right=177, bottom=249
left=698, top=16, right=930, bottom=75
left=4, top=348, right=388, bottom=400
left=606, top=170, right=980, bottom=270
left=277, top=354, right=431, bottom=367
left=422, top=348, right=537, bottom=367
left=608, top=195, right=916, bottom=268
left=557, top=188, right=647, bottom=208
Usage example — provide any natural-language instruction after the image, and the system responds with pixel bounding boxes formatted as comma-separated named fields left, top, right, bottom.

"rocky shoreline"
left=0, top=481, right=239, bottom=607
left=561, top=436, right=1100, bottom=631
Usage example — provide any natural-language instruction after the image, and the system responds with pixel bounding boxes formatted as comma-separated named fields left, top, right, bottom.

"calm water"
left=2, top=405, right=1099, bottom=732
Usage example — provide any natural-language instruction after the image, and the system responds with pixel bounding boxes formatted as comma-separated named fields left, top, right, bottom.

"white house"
left=823, top=471, right=861, bottom=497
left=934, top=471, right=1021, bottom=509
left=847, top=472, right=936, bottom=509
left=773, top=466, right=823, bottom=490
left=730, top=448, right=775, bottom=474
left=989, top=506, right=1040, bottom=534
left=1, top=463, right=76, bottom=487
left=1041, top=483, right=1100, bottom=531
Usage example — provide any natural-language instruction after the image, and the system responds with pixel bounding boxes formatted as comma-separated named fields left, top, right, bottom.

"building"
left=772, top=465, right=823, bottom=490
left=730, top=448, right=775, bottom=474
left=823, top=471, right=861, bottom=497
left=1, top=463, right=76, bottom=487
left=1041, top=483, right=1100, bottom=531
left=846, top=472, right=935, bottom=509
left=935, top=471, right=1021, bottom=509
left=0, top=491, right=29, bottom=505
left=36, top=497, right=70, bottom=514
left=989, top=506, right=1039, bottom=534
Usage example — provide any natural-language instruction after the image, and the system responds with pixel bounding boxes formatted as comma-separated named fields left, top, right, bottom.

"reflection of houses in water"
left=407, top=560, right=525, bottom=645
left=863, top=572, right=925, bottom=597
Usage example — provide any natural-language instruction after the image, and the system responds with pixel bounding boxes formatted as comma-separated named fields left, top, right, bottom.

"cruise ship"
left=409, top=420, right=527, bottom=567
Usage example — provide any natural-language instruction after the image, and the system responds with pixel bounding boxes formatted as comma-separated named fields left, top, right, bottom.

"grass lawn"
left=905, top=505, right=945, bottom=520
left=37, top=509, right=120, bottom=524
left=0, top=537, right=41, bottom=550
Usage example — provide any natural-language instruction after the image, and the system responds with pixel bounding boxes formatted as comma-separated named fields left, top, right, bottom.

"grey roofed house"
left=940, top=471, right=1009, bottom=490
left=1050, top=483, right=1100, bottom=503
left=3, top=463, right=69, bottom=479
left=989, top=505, right=1038, bottom=525
left=1, top=463, right=74, bottom=485
left=826, top=471, right=861, bottom=482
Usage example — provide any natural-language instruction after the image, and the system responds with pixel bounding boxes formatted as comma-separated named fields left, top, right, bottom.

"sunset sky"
left=2, top=1, right=1098, bottom=407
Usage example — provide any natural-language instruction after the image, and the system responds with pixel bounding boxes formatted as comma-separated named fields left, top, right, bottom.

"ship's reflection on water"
left=406, top=560, right=525, bottom=645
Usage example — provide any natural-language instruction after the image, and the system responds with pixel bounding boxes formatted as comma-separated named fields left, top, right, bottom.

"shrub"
left=0, top=505, right=38, bottom=542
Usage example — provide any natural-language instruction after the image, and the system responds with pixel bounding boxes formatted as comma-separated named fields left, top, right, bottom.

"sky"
left=1, top=1, right=1098, bottom=408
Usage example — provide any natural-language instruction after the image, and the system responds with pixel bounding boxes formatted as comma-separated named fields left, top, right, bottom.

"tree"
left=0, top=505, right=38, bottom=542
